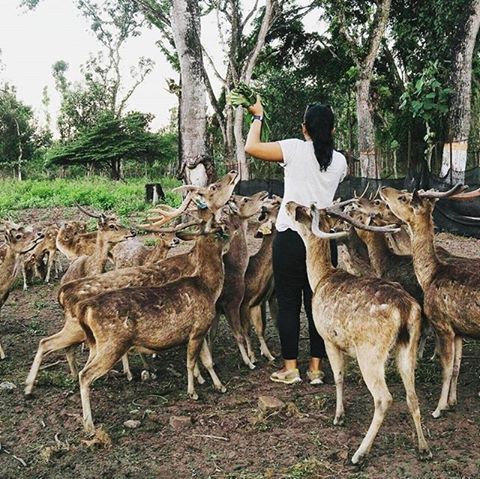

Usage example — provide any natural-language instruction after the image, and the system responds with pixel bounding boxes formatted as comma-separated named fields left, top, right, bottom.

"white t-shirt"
left=276, top=139, right=347, bottom=232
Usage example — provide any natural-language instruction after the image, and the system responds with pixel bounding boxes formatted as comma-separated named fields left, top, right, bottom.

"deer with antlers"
left=238, top=195, right=281, bottom=362
left=0, top=222, right=44, bottom=359
left=60, top=207, right=135, bottom=286
left=25, top=171, right=239, bottom=394
left=380, top=184, right=480, bottom=418
left=286, top=200, right=431, bottom=464
left=76, top=217, right=235, bottom=432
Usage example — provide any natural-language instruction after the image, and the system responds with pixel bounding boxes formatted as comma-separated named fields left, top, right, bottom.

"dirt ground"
left=1, top=208, right=480, bottom=479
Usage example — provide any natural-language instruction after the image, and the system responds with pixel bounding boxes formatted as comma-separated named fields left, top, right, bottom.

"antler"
left=325, top=205, right=401, bottom=233
left=448, top=187, right=480, bottom=201
left=144, top=191, right=196, bottom=228
left=311, top=206, right=349, bottom=239
left=138, top=218, right=203, bottom=233
left=417, top=183, right=467, bottom=199
left=77, top=204, right=103, bottom=219
left=354, top=182, right=370, bottom=199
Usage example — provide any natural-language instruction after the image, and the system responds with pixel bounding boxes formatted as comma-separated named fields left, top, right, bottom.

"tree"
left=0, top=84, right=37, bottom=180
left=441, top=0, right=480, bottom=181
left=46, top=111, right=162, bottom=179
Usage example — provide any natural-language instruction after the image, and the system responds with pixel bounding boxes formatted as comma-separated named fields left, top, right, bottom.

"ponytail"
left=304, top=104, right=334, bottom=172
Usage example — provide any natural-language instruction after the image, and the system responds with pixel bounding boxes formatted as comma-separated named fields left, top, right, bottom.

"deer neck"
left=196, top=238, right=225, bottom=292
left=0, top=247, right=21, bottom=294
left=365, top=233, right=393, bottom=277
left=407, top=214, right=439, bottom=290
left=223, top=219, right=248, bottom=271
left=304, top=234, right=335, bottom=292
left=87, top=236, right=113, bottom=275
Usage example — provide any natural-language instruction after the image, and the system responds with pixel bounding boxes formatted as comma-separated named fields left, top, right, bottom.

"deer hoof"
left=141, top=370, right=152, bottom=382
left=333, top=415, right=344, bottom=426
left=351, top=450, right=366, bottom=465
left=247, top=362, right=256, bottom=370
left=418, top=448, right=433, bottom=461
left=431, top=409, right=443, bottom=419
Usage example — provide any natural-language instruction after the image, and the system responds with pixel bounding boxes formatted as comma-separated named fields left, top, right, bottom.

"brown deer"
left=25, top=171, right=239, bottom=395
left=56, top=220, right=96, bottom=260
left=214, top=191, right=269, bottom=369
left=22, top=224, right=61, bottom=289
left=110, top=232, right=180, bottom=269
left=238, top=196, right=281, bottom=362
left=61, top=208, right=135, bottom=285
left=0, top=223, right=45, bottom=359
left=380, top=184, right=480, bottom=418
left=286, top=201, right=430, bottom=464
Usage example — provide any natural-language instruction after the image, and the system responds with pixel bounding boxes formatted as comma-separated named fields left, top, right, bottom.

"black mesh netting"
left=235, top=167, right=480, bottom=238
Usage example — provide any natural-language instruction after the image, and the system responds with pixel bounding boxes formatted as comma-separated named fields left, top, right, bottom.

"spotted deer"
left=380, top=184, right=480, bottom=418
left=25, top=171, right=240, bottom=395
left=239, top=195, right=281, bottom=362
left=0, top=223, right=44, bottom=359
left=61, top=208, right=135, bottom=285
left=286, top=201, right=430, bottom=464
left=110, top=232, right=180, bottom=269
left=56, top=220, right=95, bottom=260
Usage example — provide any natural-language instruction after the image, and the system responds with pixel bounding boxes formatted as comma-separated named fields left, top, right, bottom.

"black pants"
left=272, top=229, right=337, bottom=360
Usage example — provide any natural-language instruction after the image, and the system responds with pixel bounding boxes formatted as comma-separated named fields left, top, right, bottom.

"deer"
left=380, top=184, right=480, bottom=418
left=110, top=231, right=180, bottom=269
left=238, top=196, right=281, bottom=362
left=285, top=200, right=431, bottom=464
left=60, top=208, right=135, bottom=286
left=56, top=220, right=96, bottom=260
left=0, top=222, right=45, bottom=359
left=22, top=224, right=61, bottom=289
left=25, top=171, right=240, bottom=395
left=214, top=191, right=269, bottom=370
left=76, top=216, right=235, bottom=432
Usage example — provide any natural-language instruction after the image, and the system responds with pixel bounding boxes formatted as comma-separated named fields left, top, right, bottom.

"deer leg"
left=194, top=363, right=205, bottom=384
left=251, top=305, right=275, bottom=362
left=351, top=350, right=392, bottom=465
left=448, top=336, right=463, bottom=407
left=79, top=345, right=125, bottom=432
left=45, top=251, right=55, bottom=283
left=25, top=326, right=85, bottom=395
left=268, top=294, right=278, bottom=326
left=186, top=333, right=206, bottom=400
left=325, top=341, right=345, bottom=426
left=0, top=338, right=5, bottom=360
left=396, top=341, right=431, bottom=459
left=199, top=340, right=226, bottom=393
left=223, top=303, right=255, bottom=370
left=121, top=354, right=133, bottom=382
left=65, top=345, right=79, bottom=377
left=22, top=263, right=28, bottom=291
left=432, top=332, right=455, bottom=418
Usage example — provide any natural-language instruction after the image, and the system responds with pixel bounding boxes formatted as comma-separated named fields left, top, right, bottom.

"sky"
left=0, top=1, right=322, bottom=133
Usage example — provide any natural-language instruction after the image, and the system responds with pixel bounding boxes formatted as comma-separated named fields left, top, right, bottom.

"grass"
left=0, top=176, right=182, bottom=219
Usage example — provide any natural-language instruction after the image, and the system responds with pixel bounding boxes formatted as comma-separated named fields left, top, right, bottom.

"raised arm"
left=244, top=96, right=283, bottom=162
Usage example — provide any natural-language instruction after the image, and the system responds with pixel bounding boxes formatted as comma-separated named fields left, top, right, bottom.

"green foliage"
left=0, top=176, right=181, bottom=219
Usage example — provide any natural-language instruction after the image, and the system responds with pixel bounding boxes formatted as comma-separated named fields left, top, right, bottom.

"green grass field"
left=0, top=177, right=182, bottom=219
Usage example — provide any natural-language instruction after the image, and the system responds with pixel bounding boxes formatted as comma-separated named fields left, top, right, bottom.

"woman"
left=245, top=98, right=347, bottom=385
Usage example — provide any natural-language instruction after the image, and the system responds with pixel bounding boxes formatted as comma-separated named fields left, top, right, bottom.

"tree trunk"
left=225, top=107, right=235, bottom=171
left=170, top=0, right=212, bottom=187
left=14, top=118, right=23, bottom=181
left=234, top=106, right=249, bottom=180
left=441, top=0, right=480, bottom=183
left=356, top=77, right=377, bottom=178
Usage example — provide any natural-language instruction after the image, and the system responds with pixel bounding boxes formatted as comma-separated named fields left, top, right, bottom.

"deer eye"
left=400, top=196, right=408, bottom=203
left=210, top=185, right=217, bottom=191
left=109, top=224, right=116, bottom=229
left=374, top=200, right=381, bottom=206
left=15, top=234, right=22, bottom=240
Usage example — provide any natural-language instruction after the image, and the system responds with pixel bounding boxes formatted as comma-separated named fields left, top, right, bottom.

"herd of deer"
left=1, top=169, right=479, bottom=465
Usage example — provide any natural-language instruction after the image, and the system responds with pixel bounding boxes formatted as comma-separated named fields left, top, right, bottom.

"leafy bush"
left=0, top=176, right=181, bottom=219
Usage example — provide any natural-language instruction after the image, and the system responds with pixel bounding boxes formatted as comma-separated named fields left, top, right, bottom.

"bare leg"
left=448, top=336, right=463, bottom=407
left=325, top=341, right=345, bottom=425
left=25, top=326, right=85, bottom=395
left=351, top=349, right=392, bottom=464
left=79, top=346, right=125, bottom=432
left=251, top=304, right=275, bottom=361
left=199, top=340, right=226, bottom=392
left=432, top=332, right=455, bottom=418
left=396, top=343, right=431, bottom=458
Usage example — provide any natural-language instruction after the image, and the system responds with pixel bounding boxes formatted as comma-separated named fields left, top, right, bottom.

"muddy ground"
left=1, top=208, right=480, bottom=479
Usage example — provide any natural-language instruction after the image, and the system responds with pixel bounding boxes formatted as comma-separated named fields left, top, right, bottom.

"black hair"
left=303, top=103, right=334, bottom=172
